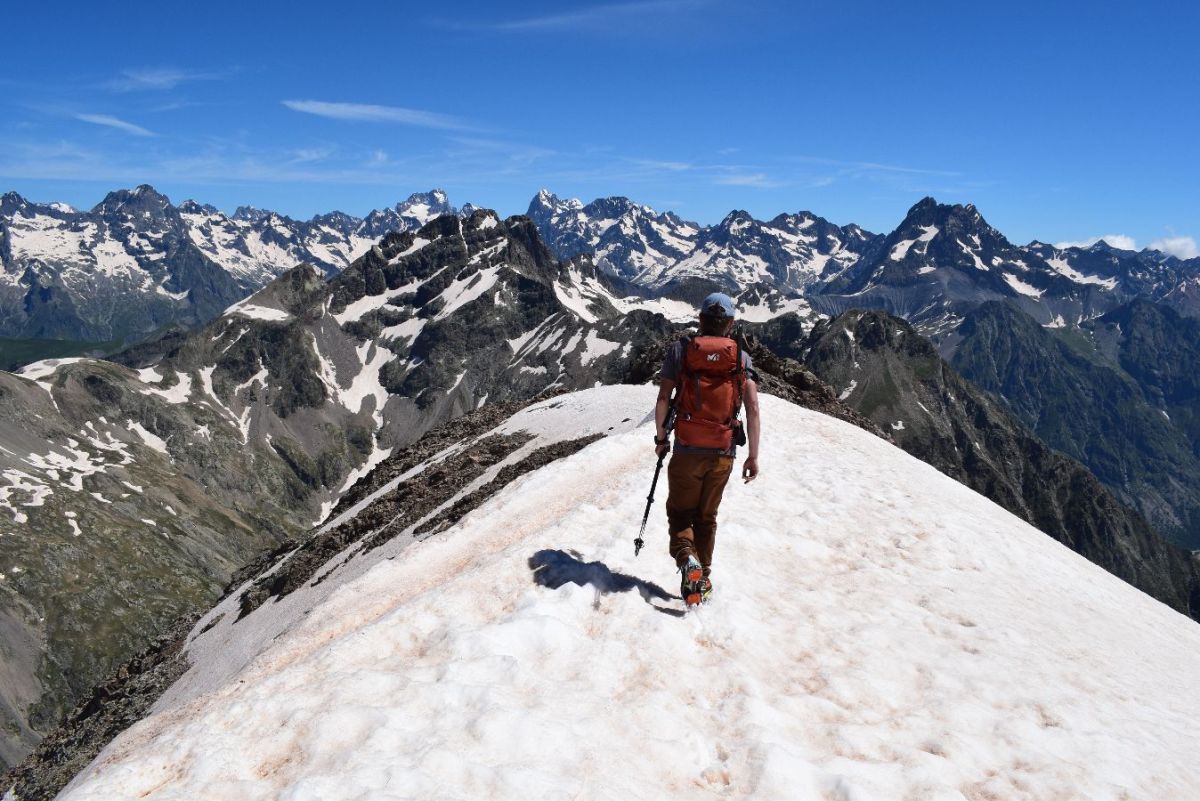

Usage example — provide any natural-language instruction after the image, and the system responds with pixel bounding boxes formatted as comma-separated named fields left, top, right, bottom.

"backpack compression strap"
left=732, top=338, right=746, bottom=418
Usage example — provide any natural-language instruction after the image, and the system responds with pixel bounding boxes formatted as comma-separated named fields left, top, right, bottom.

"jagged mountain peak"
left=719, top=208, right=756, bottom=226
left=349, top=190, right=457, bottom=240
left=310, top=210, right=360, bottom=228
left=0, top=191, right=31, bottom=216
left=178, top=200, right=219, bottom=215
left=92, top=184, right=173, bottom=217
left=395, top=189, right=454, bottom=214
left=582, top=195, right=646, bottom=219
left=232, top=205, right=275, bottom=223
left=897, top=196, right=990, bottom=233
left=1088, top=239, right=1134, bottom=254
left=705, top=210, right=765, bottom=246
left=530, top=188, right=581, bottom=212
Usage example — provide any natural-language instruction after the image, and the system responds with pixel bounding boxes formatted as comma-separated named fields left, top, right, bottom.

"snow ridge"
left=58, top=387, right=1200, bottom=801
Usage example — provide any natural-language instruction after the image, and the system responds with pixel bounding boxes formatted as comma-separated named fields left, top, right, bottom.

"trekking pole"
left=635, top=395, right=676, bottom=557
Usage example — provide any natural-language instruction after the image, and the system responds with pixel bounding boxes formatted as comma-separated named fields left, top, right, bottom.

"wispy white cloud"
left=714, top=172, right=781, bottom=188
left=628, top=157, right=693, bottom=172
left=447, top=0, right=708, bottom=32
left=288, top=147, right=336, bottom=164
left=108, top=67, right=229, bottom=92
left=1148, top=235, right=1199, bottom=260
left=784, top=155, right=962, bottom=178
left=1054, top=234, right=1138, bottom=251
left=765, top=154, right=983, bottom=197
left=282, top=100, right=472, bottom=131
left=74, top=113, right=156, bottom=137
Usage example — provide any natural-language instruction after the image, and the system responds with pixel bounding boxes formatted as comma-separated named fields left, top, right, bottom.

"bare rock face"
left=952, top=300, right=1200, bottom=551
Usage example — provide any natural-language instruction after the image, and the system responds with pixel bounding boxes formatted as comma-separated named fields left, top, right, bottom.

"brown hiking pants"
left=665, top=453, right=735, bottom=577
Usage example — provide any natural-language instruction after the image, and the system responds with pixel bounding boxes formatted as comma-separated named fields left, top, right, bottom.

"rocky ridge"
left=951, top=300, right=1200, bottom=549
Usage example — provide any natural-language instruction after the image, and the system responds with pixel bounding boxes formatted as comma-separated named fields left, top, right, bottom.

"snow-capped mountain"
left=355, top=189, right=456, bottom=239
left=527, top=190, right=881, bottom=299
left=1026, top=239, right=1200, bottom=317
left=526, top=190, right=702, bottom=282
left=178, top=189, right=458, bottom=283
left=809, top=198, right=1200, bottom=340
left=647, top=209, right=878, bottom=294
left=0, top=186, right=245, bottom=342
left=21, top=386, right=1200, bottom=800
left=0, top=187, right=458, bottom=344
left=0, top=208, right=697, bottom=769
left=5, top=190, right=1200, bottom=788
left=530, top=191, right=1200, bottom=344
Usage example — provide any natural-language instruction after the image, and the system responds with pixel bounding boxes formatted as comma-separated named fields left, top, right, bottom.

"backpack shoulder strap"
left=677, top=334, right=693, bottom=378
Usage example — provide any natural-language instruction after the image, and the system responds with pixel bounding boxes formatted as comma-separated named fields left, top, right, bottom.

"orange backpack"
left=674, top=335, right=746, bottom=450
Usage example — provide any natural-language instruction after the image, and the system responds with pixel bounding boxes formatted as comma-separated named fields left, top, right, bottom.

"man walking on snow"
left=654, top=292, right=760, bottom=605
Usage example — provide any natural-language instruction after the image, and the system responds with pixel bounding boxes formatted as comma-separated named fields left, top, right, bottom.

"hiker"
left=654, top=292, right=760, bottom=605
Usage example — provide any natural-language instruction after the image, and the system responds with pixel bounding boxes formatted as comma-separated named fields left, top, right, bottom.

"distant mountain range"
left=4, top=185, right=1197, bottom=358
left=0, top=187, right=456, bottom=346
left=529, top=191, right=1200, bottom=342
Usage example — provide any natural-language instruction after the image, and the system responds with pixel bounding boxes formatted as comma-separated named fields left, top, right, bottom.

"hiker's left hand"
left=742, top=456, right=758, bottom=483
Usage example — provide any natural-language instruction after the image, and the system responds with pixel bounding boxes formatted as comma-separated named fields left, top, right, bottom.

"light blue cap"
left=700, top=292, right=736, bottom=319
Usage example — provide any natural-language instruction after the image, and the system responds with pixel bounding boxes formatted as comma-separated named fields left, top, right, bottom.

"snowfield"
left=54, top=387, right=1200, bottom=800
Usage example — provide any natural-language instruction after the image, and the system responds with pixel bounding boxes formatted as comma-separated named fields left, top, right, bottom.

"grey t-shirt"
left=659, top=339, right=754, bottom=456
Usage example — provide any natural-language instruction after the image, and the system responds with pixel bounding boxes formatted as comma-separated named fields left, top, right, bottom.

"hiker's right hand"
left=655, top=439, right=670, bottom=457
left=742, top=456, right=759, bottom=483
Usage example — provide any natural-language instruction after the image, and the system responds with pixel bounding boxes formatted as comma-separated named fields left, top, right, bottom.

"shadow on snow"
left=527, top=549, right=685, bottom=618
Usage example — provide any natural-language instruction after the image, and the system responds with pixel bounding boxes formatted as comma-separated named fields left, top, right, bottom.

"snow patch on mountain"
left=1002, top=272, right=1045, bottom=298
left=890, top=225, right=939, bottom=261
left=1044, top=254, right=1120, bottom=289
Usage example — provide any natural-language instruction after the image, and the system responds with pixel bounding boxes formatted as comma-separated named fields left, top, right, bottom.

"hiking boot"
left=680, top=555, right=704, bottom=606
left=699, top=576, right=713, bottom=604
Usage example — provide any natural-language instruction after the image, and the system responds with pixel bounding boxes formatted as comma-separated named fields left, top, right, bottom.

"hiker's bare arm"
left=743, top=379, right=760, bottom=482
left=655, top=379, right=676, bottom=456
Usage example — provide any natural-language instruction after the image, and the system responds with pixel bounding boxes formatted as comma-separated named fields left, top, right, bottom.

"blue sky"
left=2, top=0, right=1197, bottom=255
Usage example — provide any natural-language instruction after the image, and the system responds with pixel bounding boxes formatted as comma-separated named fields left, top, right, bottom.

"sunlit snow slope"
left=57, top=387, right=1200, bottom=800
